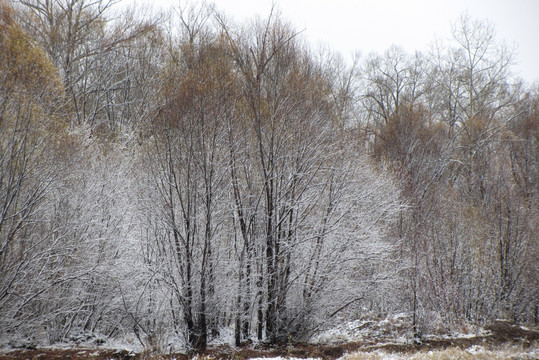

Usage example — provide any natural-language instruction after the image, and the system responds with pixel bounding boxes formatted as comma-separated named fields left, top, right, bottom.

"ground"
left=0, top=320, right=537, bottom=359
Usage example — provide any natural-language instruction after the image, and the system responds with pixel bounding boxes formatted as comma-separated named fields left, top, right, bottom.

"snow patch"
left=208, top=327, right=235, bottom=347
left=104, top=336, right=144, bottom=354
left=465, top=344, right=485, bottom=354
left=311, top=313, right=412, bottom=345
left=248, top=358, right=320, bottom=360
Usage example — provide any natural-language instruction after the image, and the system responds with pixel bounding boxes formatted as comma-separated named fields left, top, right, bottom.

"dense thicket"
left=1, top=0, right=537, bottom=353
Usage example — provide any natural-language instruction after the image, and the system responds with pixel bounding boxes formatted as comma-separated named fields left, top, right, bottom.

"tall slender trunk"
left=257, top=263, right=264, bottom=341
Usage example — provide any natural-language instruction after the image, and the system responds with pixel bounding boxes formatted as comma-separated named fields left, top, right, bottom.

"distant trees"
left=362, top=46, right=429, bottom=127
left=362, top=13, right=537, bottom=335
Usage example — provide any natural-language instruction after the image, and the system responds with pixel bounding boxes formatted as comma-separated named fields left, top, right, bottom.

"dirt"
left=0, top=348, right=137, bottom=360
left=1, top=320, right=537, bottom=360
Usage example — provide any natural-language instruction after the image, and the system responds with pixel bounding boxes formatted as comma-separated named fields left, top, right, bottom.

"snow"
left=311, top=313, right=413, bottom=345
left=208, top=327, right=236, bottom=347
left=102, top=336, right=143, bottom=354
left=248, top=358, right=320, bottom=360
left=465, top=344, right=484, bottom=354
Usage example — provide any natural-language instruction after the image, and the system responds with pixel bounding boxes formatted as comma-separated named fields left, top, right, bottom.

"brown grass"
left=344, top=345, right=538, bottom=360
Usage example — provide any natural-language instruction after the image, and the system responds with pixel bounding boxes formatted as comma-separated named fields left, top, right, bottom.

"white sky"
left=141, top=0, right=539, bottom=83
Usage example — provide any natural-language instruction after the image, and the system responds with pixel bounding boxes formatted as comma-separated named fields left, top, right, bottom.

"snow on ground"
left=208, top=326, right=236, bottom=347
left=311, top=312, right=496, bottom=347
left=311, top=313, right=413, bottom=345
left=2, top=317, right=537, bottom=359
left=247, top=358, right=320, bottom=360
left=102, top=336, right=143, bottom=354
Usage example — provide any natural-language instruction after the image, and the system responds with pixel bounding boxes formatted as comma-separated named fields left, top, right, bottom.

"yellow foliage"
left=0, top=2, right=64, bottom=99
left=0, top=0, right=71, bottom=160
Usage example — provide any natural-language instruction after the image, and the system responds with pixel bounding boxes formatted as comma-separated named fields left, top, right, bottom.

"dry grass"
left=344, top=345, right=539, bottom=360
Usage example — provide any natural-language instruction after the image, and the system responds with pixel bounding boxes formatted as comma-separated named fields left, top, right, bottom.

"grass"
left=344, top=345, right=538, bottom=360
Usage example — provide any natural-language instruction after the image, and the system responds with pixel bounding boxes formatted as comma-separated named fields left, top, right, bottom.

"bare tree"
left=16, top=0, right=156, bottom=132
left=1, top=3, right=65, bottom=339
left=144, top=11, right=233, bottom=350
left=218, top=10, right=405, bottom=344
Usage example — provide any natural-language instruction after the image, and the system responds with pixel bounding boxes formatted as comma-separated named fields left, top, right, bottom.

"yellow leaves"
left=1, top=3, right=62, bottom=88
left=160, top=39, right=240, bottom=126
left=0, top=12, right=64, bottom=100
left=462, top=116, right=488, bottom=145
left=0, top=1, right=71, bottom=162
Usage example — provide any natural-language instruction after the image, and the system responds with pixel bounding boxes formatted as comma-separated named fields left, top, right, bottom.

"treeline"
left=0, top=0, right=537, bottom=353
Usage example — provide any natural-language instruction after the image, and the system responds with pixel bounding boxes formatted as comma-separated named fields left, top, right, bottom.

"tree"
left=0, top=0, right=67, bottom=338
left=144, top=9, right=233, bottom=351
left=361, top=46, right=431, bottom=157
left=363, top=14, right=537, bottom=336
left=219, top=10, right=404, bottom=343
left=1, top=2, right=139, bottom=343
left=17, top=0, right=156, bottom=133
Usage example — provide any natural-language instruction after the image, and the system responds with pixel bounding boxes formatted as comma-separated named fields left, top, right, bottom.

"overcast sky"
left=144, top=0, right=539, bottom=83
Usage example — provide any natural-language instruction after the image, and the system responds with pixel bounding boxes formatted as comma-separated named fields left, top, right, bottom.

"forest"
left=0, top=0, right=537, bottom=355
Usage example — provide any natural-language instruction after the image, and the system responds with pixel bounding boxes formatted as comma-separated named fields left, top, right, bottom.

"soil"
left=1, top=320, right=537, bottom=360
